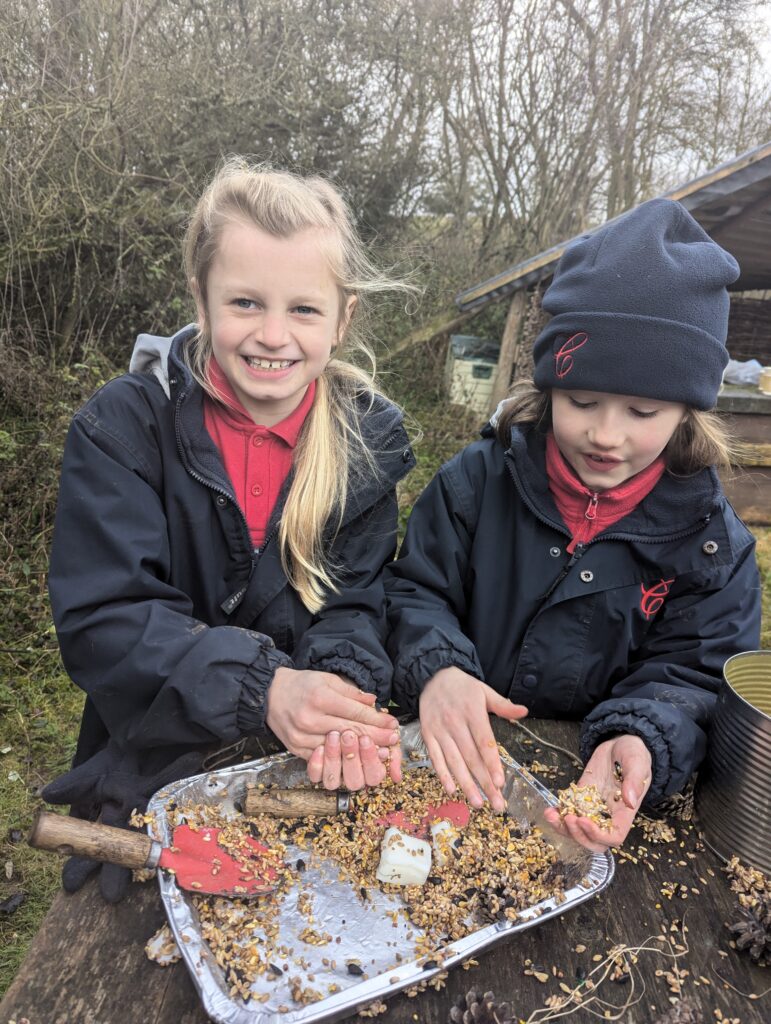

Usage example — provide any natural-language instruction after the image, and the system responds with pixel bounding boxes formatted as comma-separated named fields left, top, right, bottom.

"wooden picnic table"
left=2, top=719, right=768, bottom=1024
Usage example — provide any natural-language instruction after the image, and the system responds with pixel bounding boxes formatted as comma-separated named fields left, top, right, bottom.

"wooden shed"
left=455, top=141, right=771, bottom=523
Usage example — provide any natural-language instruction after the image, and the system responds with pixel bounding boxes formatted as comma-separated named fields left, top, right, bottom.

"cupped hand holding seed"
left=543, top=734, right=652, bottom=852
left=265, top=668, right=401, bottom=767
left=418, top=667, right=528, bottom=813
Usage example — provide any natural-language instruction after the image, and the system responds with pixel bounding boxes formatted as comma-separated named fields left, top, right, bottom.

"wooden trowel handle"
left=244, top=787, right=348, bottom=817
left=28, top=810, right=157, bottom=870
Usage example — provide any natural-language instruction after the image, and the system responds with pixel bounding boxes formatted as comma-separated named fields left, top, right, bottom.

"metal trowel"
left=29, top=810, right=283, bottom=898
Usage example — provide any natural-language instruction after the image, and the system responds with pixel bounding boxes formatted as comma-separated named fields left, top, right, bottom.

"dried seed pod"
left=445, top=988, right=513, bottom=1024
left=651, top=998, right=704, bottom=1024
left=723, top=856, right=771, bottom=963
left=728, top=911, right=771, bottom=962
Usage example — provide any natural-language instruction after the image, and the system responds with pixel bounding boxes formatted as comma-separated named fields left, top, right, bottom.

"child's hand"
left=265, top=667, right=400, bottom=761
left=419, top=667, right=528, bottom=813
left=543, top=734, right=652, bottom=852
left=305, top=730, right=402, bottom=790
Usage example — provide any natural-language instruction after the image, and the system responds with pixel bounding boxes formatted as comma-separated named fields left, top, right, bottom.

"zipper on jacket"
left=585, top=493, right=598, bottom=520
left=537, top=511, right=714, bottom=604
left=540, top=543, right=587, bottom=601
left=255, top=524, right=279, bottom=560
left=174, top=436, right=252, bottom=545
left=173, top=388, right=256, bottom=614
left=173, top=388, right=251, bottom=536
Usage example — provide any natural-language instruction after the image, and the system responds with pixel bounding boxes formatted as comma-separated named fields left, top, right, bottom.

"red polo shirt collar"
left=203, top=359, right=316, bottom=548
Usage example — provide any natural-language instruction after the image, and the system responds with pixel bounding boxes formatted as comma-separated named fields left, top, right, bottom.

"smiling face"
left=195, top=220, right=355, bottom=427
left=550, top=389, right=686, bottom=490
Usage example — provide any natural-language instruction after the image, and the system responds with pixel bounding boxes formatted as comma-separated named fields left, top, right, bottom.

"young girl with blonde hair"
left=386, top=199, right=761, bottom=853
left=43, top=159, right=414, bottom=901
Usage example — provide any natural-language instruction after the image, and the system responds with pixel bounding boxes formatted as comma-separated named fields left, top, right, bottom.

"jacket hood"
left=129, top=324, right=198, bottom=398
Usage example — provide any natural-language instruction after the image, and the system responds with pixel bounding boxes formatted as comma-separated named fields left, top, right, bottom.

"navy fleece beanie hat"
left=532, top=198, right=739, bottom=409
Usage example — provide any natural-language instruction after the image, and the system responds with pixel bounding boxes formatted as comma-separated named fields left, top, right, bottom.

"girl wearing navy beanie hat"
left=386, top=199, right=761, bottom=853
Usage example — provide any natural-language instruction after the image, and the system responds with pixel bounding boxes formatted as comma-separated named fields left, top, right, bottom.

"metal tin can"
left=695, top=651, right=771, bottom=873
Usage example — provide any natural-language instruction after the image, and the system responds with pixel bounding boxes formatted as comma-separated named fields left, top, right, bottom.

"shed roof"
left=456, top=140, right=771, bottom=313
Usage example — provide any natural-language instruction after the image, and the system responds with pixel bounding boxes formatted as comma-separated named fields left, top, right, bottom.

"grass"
left=0, top=655, right=83, bottom=991
left=1, top=338, right=769, bottom=996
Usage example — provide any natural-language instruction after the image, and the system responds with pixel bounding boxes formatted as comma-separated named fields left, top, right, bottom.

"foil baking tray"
left=146, top=721, right=614, bottom=1024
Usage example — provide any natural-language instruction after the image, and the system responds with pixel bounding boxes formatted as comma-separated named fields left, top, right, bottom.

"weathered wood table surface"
left=2, top=720, right=768, bottom=1024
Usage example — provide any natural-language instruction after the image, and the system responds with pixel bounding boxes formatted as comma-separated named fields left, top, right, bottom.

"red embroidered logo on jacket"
left=554, top=332, right=589, bottom=377
left=640, top=578, right=675, bottom=619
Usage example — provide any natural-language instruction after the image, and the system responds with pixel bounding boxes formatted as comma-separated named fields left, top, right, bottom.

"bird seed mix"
left=167, top=768, right=574, bottom=1004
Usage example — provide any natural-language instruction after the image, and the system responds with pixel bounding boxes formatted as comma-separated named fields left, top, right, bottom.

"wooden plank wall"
left=719, top=409, right=771, bottom=525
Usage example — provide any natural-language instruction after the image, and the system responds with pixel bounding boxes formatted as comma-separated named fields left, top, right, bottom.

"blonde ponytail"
left=280, top=372, right=342, bottom=611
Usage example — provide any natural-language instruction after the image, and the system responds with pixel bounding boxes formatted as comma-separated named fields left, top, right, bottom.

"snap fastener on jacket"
left=402, top=448, right=411, bottom=462
left=216, top=495, right=227, bottom=507
left=580, top=569, right=594, bottom=583
left=702, top=540, right=718, bottom=555
left=549, top=546, right=561, bottom=557
left=522, top=673, right=538, bottom=689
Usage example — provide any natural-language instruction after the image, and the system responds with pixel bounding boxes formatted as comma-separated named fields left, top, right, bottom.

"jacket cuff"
left=579, top=711, right=672, bottom=803
left=305, top=657, right=377, bottom=693
left=236, top=636, right=293, bottom=735
left=296, top=640, right=389, bottom=699
left=394, top=646, right=484, bottom=715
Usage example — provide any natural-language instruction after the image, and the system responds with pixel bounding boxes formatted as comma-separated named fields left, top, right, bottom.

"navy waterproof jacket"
left=385, top=423, right=761, bottom=802
left=48, top=325, right=415, bottom=812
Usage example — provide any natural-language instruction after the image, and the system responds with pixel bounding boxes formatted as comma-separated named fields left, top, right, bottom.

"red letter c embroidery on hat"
left=554, top=332, right=589, bottom=378
left=640, top=578, right=675, bottom=620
